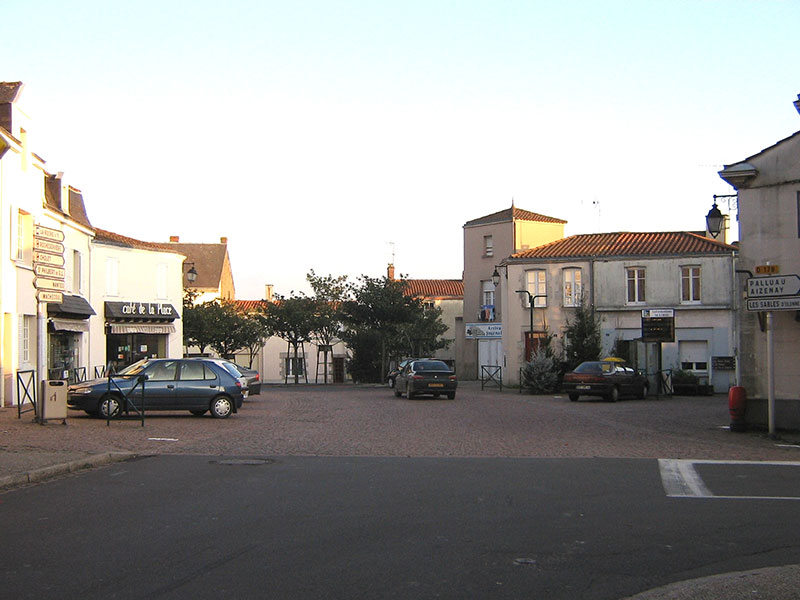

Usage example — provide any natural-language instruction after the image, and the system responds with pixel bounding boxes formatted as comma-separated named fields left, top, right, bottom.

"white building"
left=717, top=93, right=800, bottom=429
left=498, top=231, right=738, bottom=391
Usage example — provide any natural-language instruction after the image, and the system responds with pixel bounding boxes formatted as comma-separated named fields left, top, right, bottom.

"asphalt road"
left=2, top=384, right=800, bottom=599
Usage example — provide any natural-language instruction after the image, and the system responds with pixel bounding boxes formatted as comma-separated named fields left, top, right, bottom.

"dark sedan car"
left=234, top=364, right=261, bottom=396
left=394, top=359, right=457, bottom=399
left=67, top=358, right=245, bottom=418
left=561, top=359, right=649, bottom=402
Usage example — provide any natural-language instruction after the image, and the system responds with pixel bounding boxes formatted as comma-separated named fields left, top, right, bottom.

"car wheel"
left=638, top=383, right=649, bottom=399
left=394, top=387, right=402, bottom=397
left=608, top=386, right=620, bottom=402
left=568, top=393, right=579, bottom=402
left=406, top=384, right=415, bottom=400
left=190, top=409, right=207, bottom=416
left=388, top=378, right=395, bottom=389
left=446, top=392, right=455, bottom=400
left=98, top=394, right=122, bottom=418
left=210, top=395, right=233, bottom=419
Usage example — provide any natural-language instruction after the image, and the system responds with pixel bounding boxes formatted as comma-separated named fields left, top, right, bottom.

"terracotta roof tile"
left=465, top=205, right=567, bottom=227
left=404, top=279, right=464, bottom=299
left=236, top=300, right=268, bottom=312
left=93, top=228, right=182, bottom=253
left=510, top=231, right=737, bottom=260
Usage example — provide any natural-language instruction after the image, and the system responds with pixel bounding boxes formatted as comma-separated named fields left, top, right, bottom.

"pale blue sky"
left=6, top=1, right=800, bottom=298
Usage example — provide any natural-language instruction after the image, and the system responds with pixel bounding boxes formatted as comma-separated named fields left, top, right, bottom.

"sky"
left=5, top=1, right=800, bottom=299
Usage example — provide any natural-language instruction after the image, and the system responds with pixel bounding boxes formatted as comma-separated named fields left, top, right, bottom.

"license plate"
left=576, top=385, right=590, bottom=390
left=429, top=383, right=444, bottom=388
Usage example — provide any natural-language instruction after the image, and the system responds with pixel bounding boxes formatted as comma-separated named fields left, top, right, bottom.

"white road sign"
left=747, top=297, right=800, bottom=312
left=747, top=274, right=800, bottom=298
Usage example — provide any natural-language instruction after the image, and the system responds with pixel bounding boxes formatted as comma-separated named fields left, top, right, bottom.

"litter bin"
left=41, top=380, right=68, bottom=424
left=728, top=385, right=747, bottom=432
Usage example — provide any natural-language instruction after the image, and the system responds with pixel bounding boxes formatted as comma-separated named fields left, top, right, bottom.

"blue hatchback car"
left=67, top=358, right=245, bottom=418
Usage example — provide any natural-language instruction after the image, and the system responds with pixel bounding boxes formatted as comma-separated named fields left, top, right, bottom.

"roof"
left=404, top=279, right=464, bottom=299
left=236, top=300, right=268, bottom=312
left=93, top=228, right=182, bottom=253
left=465, top=205, right=567, bottom=227
left=509, top=231, right=737, bottom=261
left=168, top=242, right=229, bottom=290
left=43, top=177, right=93, bottom=229
left=0, top=82, right=23, bottom=104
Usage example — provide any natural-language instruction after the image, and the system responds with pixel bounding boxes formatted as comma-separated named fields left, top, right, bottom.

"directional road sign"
left=746, top=274, right=800, bottom=298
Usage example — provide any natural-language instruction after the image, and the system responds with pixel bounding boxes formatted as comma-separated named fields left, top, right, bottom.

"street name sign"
left=746, top=274, right=800, bottom=298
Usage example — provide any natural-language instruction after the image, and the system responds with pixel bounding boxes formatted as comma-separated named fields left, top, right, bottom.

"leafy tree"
left=306, top=271, right=348, bottom=383
left=339, top=275, right=449, bottom=383
left=182, top=291, right=222, bottom=355
left=236, top=305, right=272, bottom=368
left=207, top=300, right=251, bottom=359
left=563, top=296, right=602, bottom=371
left=262, top=294, right=317, bottom=384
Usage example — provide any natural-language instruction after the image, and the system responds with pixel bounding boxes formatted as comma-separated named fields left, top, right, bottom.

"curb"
left=0, top=452, right=136, bottom=490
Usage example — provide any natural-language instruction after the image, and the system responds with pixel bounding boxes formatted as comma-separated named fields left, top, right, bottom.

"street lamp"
left=185, top=262, right=198, bottom=284
left=491, top=268, right=501, bottom=286
left=705, top=202, right=724, bottom=239
left=515, top=290, right=547, bottom=333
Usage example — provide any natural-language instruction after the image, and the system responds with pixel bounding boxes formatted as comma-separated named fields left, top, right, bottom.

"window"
left=180, top=361, right=214, bottom=381
left=19, top=315, right=32, bottom=366
left=286, top=356, right=306, bottom=376
left=72, top=250, right=82, bottom=293
left=679, top=340, right=708, bottom=373
left=563, top=268, right=582, bottom=307
left=106, top=258, right=119, bottom=296
left=156, top=263, right=168, bottom=299
left=481, top=280, right=496, bottom=321
left=15, top=210, right=32, bottom=263
left=525, top=270, right=547, bottom=307
left=626, top=268, right=646, bottom=304
left=681, top=266, right=701, bottom=303
left=146, top=361, right=178, bottom=381
left=484, top=235, right=493, bottom=257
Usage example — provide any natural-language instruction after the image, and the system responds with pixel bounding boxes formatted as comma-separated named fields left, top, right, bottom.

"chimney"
left=169, top=235, right=179, bottom=243
left=387, top=264, right=395, bottom=280
left=220, top=237, right=228, bottom=244
left=265, top=284, right=274, bottom=301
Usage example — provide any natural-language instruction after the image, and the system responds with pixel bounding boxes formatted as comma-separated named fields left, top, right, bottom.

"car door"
left=175, top=360, right=219, bottom=409
left=138, top=360, right=179, bottom=409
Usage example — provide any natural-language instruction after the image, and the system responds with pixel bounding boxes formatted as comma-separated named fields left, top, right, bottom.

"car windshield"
left=573, top=362, right=606, bottom=374
left=116, top=359, right=149, bottom=376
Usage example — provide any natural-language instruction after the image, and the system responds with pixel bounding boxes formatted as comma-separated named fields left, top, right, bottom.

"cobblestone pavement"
left=2, top=382, right=799, bottom=485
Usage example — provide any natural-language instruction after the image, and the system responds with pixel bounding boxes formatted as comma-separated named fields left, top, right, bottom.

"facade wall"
left=728, top=133, right=800, bottom=414
left=501, top=253, right=736, bottom=391
left=89, top=242, right=185, bottom=373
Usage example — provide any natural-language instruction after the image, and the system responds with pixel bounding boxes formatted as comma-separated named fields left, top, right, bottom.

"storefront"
left=47, top=294, right=96, bottom=382
left=104, top=301, right=180, bottom=372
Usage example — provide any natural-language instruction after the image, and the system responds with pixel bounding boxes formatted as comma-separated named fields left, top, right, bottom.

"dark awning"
left=47, top=294, right=96, bottom=319
left=49, top=318, right=90, bottom=333
left=104, top=301, right=180, bottom=322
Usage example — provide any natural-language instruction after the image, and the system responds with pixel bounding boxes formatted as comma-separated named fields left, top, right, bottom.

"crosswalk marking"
left=658, top=459, right=800, bottom=500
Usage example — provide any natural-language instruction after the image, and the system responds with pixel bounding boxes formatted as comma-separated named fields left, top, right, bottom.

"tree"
left=563, top=296, right=602, bottom=371
left=182, top=292, right=256, bottom=360
left=306, top=271, right=348, bottom=383
left=339, top=275, right=449, bottom=383
left=236, top=306, right=272, bottom=368
left=262, top=294, right=317, bottom=384
left=521, top=330, right=560, bottom=394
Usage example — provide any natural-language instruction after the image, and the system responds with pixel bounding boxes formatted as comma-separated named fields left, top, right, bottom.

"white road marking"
left=658, top=459, right=800, bottom=500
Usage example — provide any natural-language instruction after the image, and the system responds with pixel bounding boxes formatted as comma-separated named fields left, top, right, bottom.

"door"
left=138, top=360, right=179, bottom=409
left=175, top=360, right=219, bottom=410
left=478, top=339, right=503, bottom=378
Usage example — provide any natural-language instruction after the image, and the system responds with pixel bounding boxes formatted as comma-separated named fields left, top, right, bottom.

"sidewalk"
left=0, top=405, right=134, bottom=489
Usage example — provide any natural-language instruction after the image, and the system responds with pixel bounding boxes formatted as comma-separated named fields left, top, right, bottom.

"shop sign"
left=105, top=301, right=179, bottom=320
left=465, top=323, right=503, bottom=339
left=641, top=308, right=675, bottom=342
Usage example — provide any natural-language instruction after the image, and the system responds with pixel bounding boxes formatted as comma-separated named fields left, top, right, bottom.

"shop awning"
left=47, top=294, right=96, bottom=318
left=109, top=324, right=176, bottom=335
left=50, top=318, right=90, bottom=332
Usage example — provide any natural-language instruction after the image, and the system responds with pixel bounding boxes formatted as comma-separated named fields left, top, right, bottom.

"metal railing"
left=16, top=370, right=37, bottom=419
left=47, top=367, right=87, bottom=384
left=104, top=373, right=146, bottom=427
left=480, top=365, right=502, bottom=391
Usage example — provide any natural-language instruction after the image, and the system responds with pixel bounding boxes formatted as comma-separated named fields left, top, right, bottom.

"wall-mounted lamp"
left=491, top=265, right=507, bottom=286
left=705, top=202, right=723, bottom=239
left=184, top=262, right=198, bottom=284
